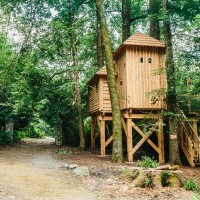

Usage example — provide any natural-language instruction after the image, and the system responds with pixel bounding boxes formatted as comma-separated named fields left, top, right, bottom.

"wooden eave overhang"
left=113, top=32, right=165, bottom=58
left=87, top=66, right=107, bottom=85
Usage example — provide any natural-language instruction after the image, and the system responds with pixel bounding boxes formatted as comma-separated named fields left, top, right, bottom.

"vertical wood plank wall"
left=115, top=49, right=127, bottom=110
left=124, top=46, right=165, bottom=110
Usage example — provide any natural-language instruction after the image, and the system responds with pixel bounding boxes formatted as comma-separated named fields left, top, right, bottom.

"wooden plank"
left=131, top=121, right=159, bottom=153
left=99, top=78, right=103, bottom=111
left=182, top=145, right=195, bottom=167
left=91, top=117, right=95, bottom=149
left=158, top=118, right=165, bottom=163
left=98, top=116, right=113, bottom=121
left=132, top=123, right=156, bottom=154
left=127, top=119, right=133, bottom=162
left=122, top=113, right=160, bottom=119
left=121, top=117, right=127, bottom=137
left=105, top=135, right=113, bottom=147
left=100, top=120, right=105, bottom=156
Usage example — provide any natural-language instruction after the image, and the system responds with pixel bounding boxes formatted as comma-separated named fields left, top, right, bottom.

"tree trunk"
left=149, top=0, right=160, bottom=40
left=96, top=10, right=104, bottom=68
left=69, top=3, right=85, bottom=150
left=163, top=0, right=181, bottom=164
left=55, top=121, right=62, bottom=146
left=94, top=0, right=123, bottom=163
left=122, top=0, right=131, bottom=42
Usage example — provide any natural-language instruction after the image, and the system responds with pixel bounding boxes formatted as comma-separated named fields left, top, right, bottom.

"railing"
left=177, top=106, right=200, bottom=164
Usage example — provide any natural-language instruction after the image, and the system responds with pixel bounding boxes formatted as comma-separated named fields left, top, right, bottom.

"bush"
left=144, top=173, right=153, bottom=188
left=0, top=131, right=13, bottom=144
left=161, top=171, right=170, bottom=187
left=136, top=156, right=159, bottom=168
left=26, top=125, right=45, bottom=138
left=184, top=178, right=199, bottom=191
left=13, top=130, right=27, bottom=142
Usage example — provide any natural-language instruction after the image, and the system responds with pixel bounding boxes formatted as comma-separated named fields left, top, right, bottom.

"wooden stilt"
left=100, top=120, right=105, bottom=156
left=91, top=117, right=96, bottom=149
left=127, top=118, right=133, bottom=162
left=158, top=118, right=165, bottom=163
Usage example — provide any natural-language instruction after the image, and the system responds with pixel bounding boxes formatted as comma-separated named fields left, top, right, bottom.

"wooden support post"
left=127, top=118, right=133, bottom=162
left=158, top=118, right=165, bottom=164
left=91, top=117, right=96, bottom=149
left=100, top=120, right=105, bottom=156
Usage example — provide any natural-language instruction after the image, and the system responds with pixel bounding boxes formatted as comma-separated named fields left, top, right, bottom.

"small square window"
left=148, top=58, right=152, bottom=63
left=140, top=57, right=143, bottom=63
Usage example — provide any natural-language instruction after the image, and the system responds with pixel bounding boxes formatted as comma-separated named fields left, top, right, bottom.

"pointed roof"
left=113, top=32, right=165, bottom=57
left=87, top=66, right=107, bottom=85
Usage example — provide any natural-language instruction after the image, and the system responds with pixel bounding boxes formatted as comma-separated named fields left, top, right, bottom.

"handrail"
left=177, top=106, right=200, bottom=163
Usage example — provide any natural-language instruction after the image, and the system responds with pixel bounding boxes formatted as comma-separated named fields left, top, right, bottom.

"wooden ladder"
left=177, top=107, right=200, bottom=167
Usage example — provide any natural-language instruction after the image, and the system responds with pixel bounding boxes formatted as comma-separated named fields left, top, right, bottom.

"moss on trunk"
left=94, top=0, right=123, bottom=163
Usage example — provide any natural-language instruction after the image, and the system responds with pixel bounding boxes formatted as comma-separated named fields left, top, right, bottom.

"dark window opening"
left=120, top=81, right=122, bottom=85
left=148, top=58, right=152, bottom=63
left=124, top=63, right=126, bottom=68
left=140, top=57, right=143, bottom=63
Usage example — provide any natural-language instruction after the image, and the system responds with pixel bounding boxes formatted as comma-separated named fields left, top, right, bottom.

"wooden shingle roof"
left=113, top=32, right=165, bottom=57
left=87, top=66, right=107, bottom=85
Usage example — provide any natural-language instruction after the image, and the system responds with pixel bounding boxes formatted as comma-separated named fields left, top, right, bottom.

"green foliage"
left=184, top=178, right=199, bottom=192
left=120, top=167, right=130, bottom=175
left=13, top=130, right=27, bottom=142
left=26, top=124, right=45, bottom=138
left=136, top=156, right=159, bottom=168
left=56, top=149, right=72, bottom=155
left=144, top=173, right=153, bottom=188
left=161, top=171, right=170, bottom=187
left=0, top=131, right=13, bottom=144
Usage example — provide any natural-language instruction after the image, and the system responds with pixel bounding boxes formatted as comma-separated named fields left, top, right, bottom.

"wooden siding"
left=88, top=77, right=112, bottom=115
left=102, top=78, right=112, bottom=112
left=88, top=82, right=99, bottom=114
left=125, top=46, right=165, bottom=109
left=115, top=49, right=127, bottom=110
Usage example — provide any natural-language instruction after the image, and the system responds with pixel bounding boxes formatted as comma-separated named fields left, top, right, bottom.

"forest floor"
left=0, top=138, right=200, bottom=200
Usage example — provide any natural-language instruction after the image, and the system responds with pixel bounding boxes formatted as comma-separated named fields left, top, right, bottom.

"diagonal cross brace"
left=131, top=121, right=159, bottom=154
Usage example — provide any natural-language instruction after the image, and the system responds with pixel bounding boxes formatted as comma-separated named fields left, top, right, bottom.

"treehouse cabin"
left=114, top=32, right=166, bottom=111
left=88, top=66, right=111, bottom=115
left=88, top=32, right=200, bottom=166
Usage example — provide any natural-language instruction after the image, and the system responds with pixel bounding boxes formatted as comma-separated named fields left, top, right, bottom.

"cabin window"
left=148, top=58, right=152, bottom=63
left=140, top=57, right=143, bottom=63
left=120, top=81, right=123, bottom=85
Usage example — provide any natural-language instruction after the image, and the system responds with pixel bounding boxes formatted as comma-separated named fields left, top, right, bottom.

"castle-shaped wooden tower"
left=88, top=32, right=199, bottom=166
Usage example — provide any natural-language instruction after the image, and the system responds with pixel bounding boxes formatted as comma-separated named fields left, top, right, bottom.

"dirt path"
left=0, top=142, right=97, bottom=200
left=0, top=138, right=198, bottom=200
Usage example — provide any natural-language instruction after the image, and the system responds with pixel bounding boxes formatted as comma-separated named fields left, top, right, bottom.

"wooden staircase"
left=178, top=107, right=200, bottom=167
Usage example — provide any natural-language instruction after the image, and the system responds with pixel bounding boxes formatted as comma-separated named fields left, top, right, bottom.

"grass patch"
left=136, top=156, right=159, bottom=168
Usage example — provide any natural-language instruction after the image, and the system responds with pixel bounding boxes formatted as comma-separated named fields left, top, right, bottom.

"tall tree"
left=68, top=0, right=85, bottom=149
left=94, top=0, right=123, bottom=162
left=122, top=0, right=131, bottom=41
left=149, top=0, right=160, bottom=39
left=96, top=10, right=104, bottom=68
left=163, top=0, right=181, bottom=164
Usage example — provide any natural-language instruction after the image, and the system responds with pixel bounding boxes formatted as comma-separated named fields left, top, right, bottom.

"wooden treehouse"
left=88, top=32, right=200, bottom=166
